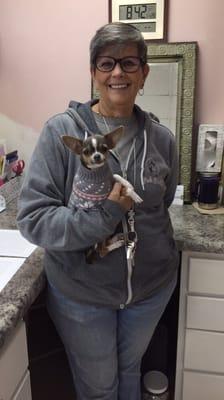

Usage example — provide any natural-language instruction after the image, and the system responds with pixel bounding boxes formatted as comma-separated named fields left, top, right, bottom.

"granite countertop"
left=170, top=204, right=224, bottom=253
left=0, top=201, right=45, bottom=348
left=0, top=200, right=224, bottom=349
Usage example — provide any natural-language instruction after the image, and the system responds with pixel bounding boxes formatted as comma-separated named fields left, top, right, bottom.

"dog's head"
left=62, top=126, right=124, bottom=169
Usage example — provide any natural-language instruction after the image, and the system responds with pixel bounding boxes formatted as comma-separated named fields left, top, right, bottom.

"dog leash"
left=122, top=207, right=137, bottom=267
left=121, top=206, right=138, bottom=305
left=127, top=208, right=138, bottom=265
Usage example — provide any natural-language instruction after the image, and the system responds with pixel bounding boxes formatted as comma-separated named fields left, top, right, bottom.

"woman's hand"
left=108, top=182, right=133, bottom=211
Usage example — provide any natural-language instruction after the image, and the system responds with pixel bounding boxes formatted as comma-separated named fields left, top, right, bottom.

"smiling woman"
left=91, top=43, right=149, bottom=117
left=17, top=22, right=179, bottom=400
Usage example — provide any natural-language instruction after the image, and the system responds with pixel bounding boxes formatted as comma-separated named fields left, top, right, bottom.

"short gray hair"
left=90, top=22, right=147, bottom=67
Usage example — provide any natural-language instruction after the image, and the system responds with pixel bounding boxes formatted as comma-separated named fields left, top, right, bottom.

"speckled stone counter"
left=0, top=200, right=224, bottom=349
left=0, top=200, right=45, bottom=348
left=170, top=204, right=224, bottom=254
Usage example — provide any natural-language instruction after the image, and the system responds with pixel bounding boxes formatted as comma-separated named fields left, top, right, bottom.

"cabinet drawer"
left=188, top=257, right=224, bottom=295
left=0, top=321, right=28, bottom=400
left=183, top=370, right=224, bottom=400
left=186, top=295, right=224, bottom=331
left=184, top=329, right=224, bottom=373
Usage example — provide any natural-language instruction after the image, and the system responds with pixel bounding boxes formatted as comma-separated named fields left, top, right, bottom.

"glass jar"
left=197, top=172, right=220, bottom=209
left=143, top=370, right=169, bottom=400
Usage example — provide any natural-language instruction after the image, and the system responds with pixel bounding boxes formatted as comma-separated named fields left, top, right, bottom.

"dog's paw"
left=126, top=188, right=143, bottom=203
left=107, top=239, right=125, bottom=252
left=113, top=174, right=143, bottom=203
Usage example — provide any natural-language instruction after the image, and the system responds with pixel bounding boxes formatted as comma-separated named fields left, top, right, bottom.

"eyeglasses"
left=95, top=56, right=144, bottom=73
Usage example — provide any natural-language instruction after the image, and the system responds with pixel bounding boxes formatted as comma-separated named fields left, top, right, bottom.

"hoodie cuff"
left=102, top=199, right=126, bottom=220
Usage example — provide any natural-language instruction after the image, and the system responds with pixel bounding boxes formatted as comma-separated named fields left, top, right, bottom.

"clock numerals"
left=126, top=5, right=132, bottom=19
left=126, top=5, right=147, bottom=20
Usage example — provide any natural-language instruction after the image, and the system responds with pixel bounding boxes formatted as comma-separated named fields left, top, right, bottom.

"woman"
left=17, top=23, right=179, bottom=400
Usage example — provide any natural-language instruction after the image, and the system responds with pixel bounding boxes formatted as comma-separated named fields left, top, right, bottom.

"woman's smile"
left=108, top=83, right=130, bottom=89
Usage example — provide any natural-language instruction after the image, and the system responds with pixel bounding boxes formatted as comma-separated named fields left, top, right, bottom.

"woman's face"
left=91, top=44, right=149, bottom=116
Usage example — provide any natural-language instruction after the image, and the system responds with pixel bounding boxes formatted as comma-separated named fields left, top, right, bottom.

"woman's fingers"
left=108, top=182, right=133, bottom=211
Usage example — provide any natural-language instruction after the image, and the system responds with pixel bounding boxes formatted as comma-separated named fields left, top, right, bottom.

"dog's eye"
left=101, top=144, right=108, bottom=152
left=83, top=148, right=90, bottom=156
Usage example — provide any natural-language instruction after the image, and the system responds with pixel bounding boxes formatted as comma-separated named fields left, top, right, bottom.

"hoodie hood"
left=68, top=100, right=146, bottom=138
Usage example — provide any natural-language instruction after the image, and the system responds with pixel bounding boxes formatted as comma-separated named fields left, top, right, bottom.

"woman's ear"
left=143, top=63, right=150, bottom=81
left=140, top=63, right=150, bottom=89
left=91, top=67, right=99, bottom=90
left=90, top=65, right=95, bottom=78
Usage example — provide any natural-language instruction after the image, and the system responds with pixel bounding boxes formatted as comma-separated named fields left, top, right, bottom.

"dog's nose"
left=93, top=153, right=102, bottom=162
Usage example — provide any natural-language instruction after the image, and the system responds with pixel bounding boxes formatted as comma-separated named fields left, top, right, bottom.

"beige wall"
left=0, top=0, right=107, bottom=164
left=0, top=0, right=223, bottom=165
left=168, top=0, right=224, bottom=124
left=0, top=0, right=107, bottom=130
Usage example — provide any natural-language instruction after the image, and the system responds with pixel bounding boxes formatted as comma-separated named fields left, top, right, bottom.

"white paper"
left=0, top=256, right=26, bottom=291
left=0, top=229, right=37, bottom=257
left=172, top=185, right=184, bottom=206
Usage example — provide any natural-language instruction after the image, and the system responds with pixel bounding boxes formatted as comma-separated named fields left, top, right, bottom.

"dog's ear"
left=61, top=135, right=83, bottom=155
left=104, top=126, right=124, bottom=149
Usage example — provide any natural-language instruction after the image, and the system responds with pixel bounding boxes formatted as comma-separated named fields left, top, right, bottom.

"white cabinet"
left=188, top=257, right=224, bottom=295
left=175, top=252, right=224, bottom=400
left=182, top=371, right=224, bottom=400
left=186, top=295, right=224, bottom=331
left=184, top=329, right=224, bottom=373
left=0, top=320, right=32, bottom=400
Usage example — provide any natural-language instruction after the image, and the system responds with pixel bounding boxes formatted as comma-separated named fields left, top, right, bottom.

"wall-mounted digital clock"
left=110, top=0, right=167, bottom=41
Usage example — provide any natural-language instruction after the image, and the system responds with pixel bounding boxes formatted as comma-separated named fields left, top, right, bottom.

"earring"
left=92, top=81, right=100, bottom=99
left=138, top=88, right=144, bottom=96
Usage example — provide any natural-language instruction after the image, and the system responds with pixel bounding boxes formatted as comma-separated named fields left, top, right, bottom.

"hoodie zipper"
left=110, top=141, right=136, bottom=307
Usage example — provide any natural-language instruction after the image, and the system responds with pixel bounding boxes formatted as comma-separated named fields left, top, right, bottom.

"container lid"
left=199, top=172, right=220, bottom=178
left=143, top=370, right=168, bottom=394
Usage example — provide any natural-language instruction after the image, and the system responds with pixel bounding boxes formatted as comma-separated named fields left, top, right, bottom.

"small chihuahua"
left=62, top=127, right=142, bottom=203
left=62, top=127, right=142, bottom=262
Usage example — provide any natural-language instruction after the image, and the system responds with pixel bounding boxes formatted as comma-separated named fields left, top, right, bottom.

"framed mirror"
left=137, top=42, right=197, bottom=202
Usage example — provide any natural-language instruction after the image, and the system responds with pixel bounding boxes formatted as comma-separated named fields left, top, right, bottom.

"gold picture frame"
left=146, top=42, right=197, bottom=202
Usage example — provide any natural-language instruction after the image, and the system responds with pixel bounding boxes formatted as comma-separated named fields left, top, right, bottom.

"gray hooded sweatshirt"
left=17, top=100, right=179, bottom=309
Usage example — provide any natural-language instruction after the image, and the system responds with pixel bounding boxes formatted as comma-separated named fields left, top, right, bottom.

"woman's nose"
left=112, top=62, right=124, bottom=76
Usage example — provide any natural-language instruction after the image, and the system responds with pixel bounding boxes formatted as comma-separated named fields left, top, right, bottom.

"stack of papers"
left=0, top=229, right=36, bottom=257
left=0, top=229, right=37, bottom=291
left=0, top=257, right=26, bottom=292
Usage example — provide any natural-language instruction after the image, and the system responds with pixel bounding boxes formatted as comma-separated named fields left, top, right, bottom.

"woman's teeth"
left=109, top=84, right=128, bottom=89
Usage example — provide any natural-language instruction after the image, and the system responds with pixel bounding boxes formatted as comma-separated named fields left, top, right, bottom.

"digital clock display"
left=119, top=3, right=156, bottom=20
left=131, top=22, right=156, bottom=32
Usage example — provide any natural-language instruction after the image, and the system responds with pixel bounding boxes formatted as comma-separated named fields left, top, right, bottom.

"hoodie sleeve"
left=164, top=132, right=179, bottom=208
left=17, top=117, right=125, bottom=251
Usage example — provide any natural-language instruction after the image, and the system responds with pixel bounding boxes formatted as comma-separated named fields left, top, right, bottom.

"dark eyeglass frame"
left=95, top=56, right=144, bottom=73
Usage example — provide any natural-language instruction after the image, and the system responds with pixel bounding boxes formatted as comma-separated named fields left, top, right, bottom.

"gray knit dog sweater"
left=68, top=162, right=114, bottom=210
